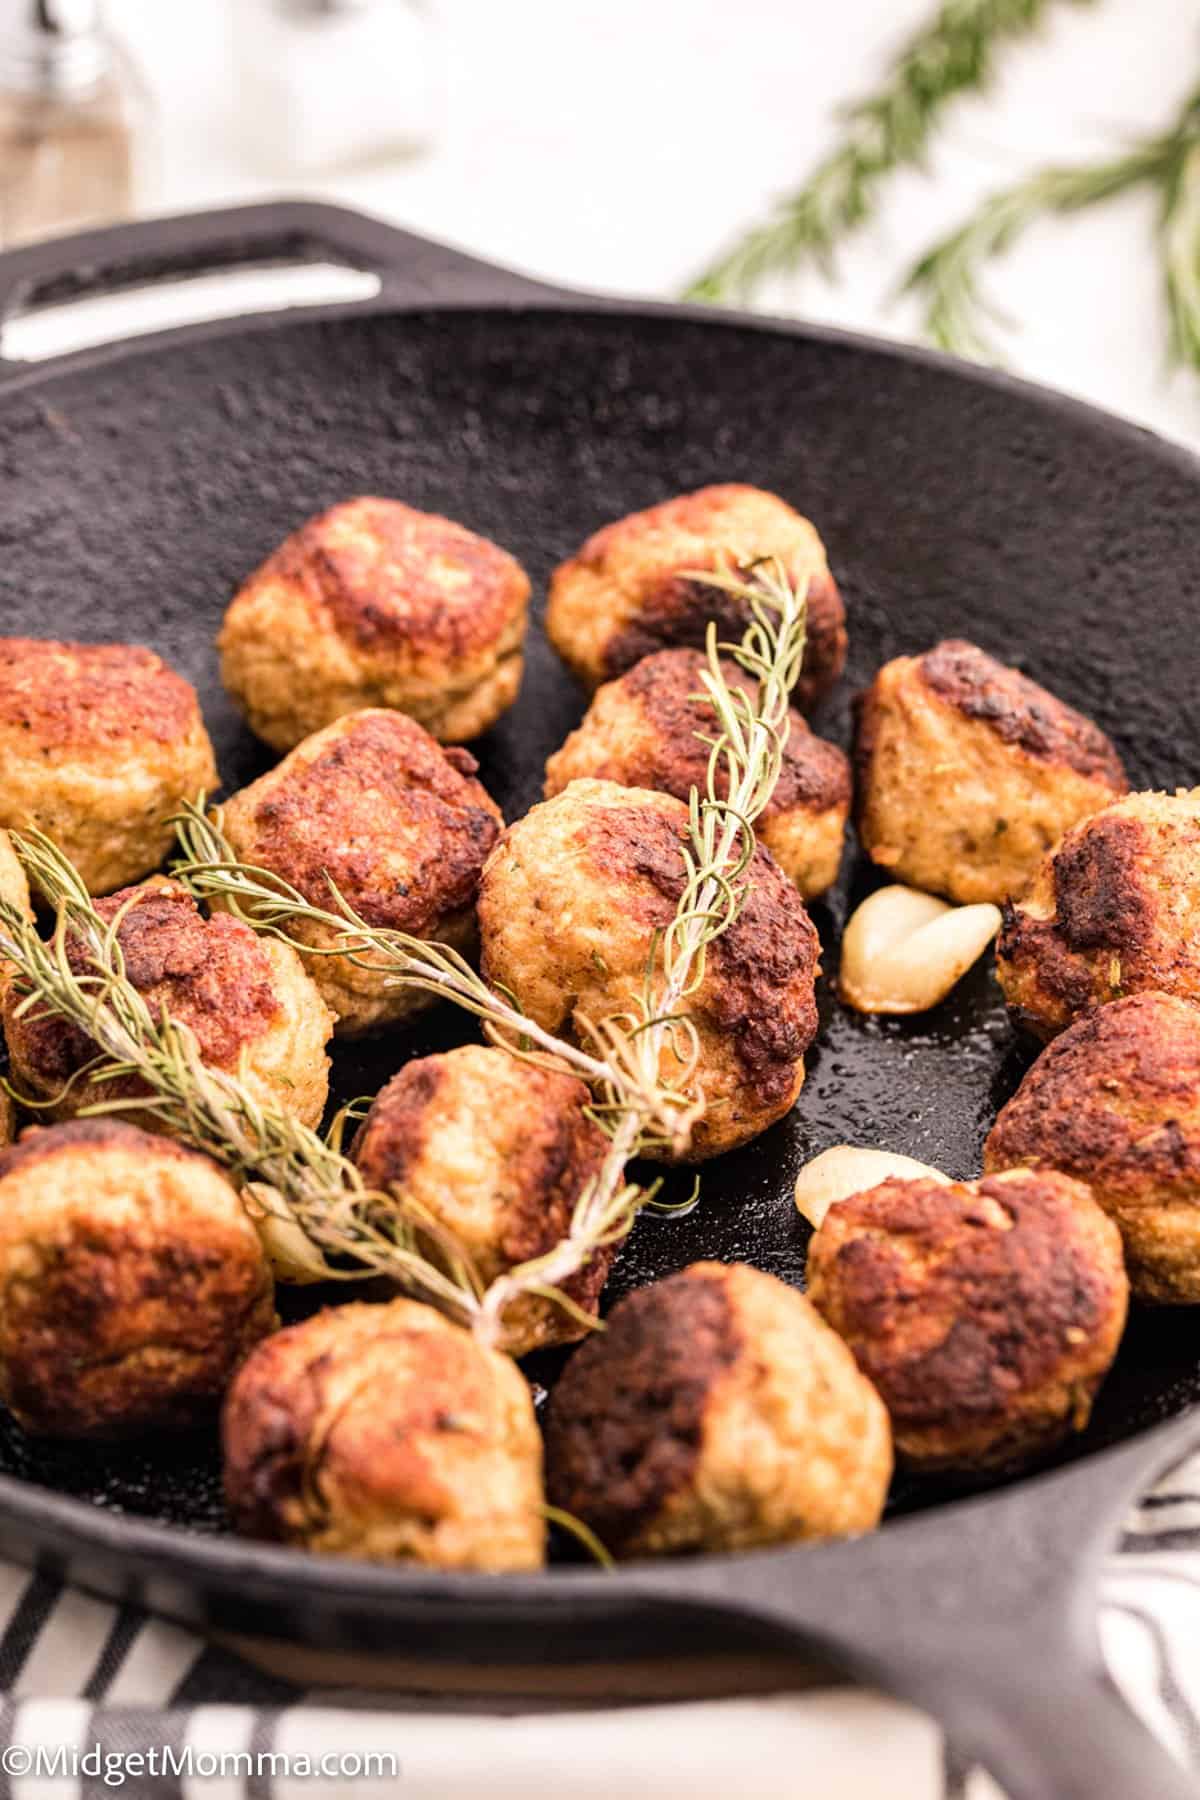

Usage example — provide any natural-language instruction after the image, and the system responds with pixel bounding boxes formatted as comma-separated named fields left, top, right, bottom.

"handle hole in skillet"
left=1, top=260, right=381, bottom=361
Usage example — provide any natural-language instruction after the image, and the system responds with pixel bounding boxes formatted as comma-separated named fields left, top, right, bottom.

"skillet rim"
left=0, top=283, right=1198, bottom=1613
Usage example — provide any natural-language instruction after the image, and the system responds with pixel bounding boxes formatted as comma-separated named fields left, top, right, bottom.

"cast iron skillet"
left=0, top=202, right=1197, bottom=1799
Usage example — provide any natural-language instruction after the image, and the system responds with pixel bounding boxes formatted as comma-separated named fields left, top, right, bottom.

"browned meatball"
left=478, top=779, right=821, bottom=1161
left=855, top=640, right=1126, bottom=905
left=806, top=1170, right=1128, bottom=1471
left=985, top=994, right=1200, bottom=1303
left=997, top=789, right=1200, bottom=1038
left=219, top=497, right=531, bottom=750
left=545, top=485, right=846, bottom=712
left=223, top=1299, right=544, bottom=1569
left=353, top=1045, right=612, bottom=1354
left=218, top=710, right=502, bottom=1035
left=0, top=1120, right=274, bottom=1437
left=0, top=638, right=217, bottom=895
left=3, top=878, right=332, bottom=1130
left=544, top=649, right=851, bottom=898
left=545, top=1261, right=891, bottom=1556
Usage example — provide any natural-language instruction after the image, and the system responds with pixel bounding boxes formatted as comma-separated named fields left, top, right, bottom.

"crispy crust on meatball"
left=855, top=640, right=1127, bottom=905
left=222, top=1298, right=544, bottom=1569
left=545, top=485, right=847, bottom=712
left=806, top=1170, right=1128, bottom=1471
left=353, top=1046, right=612, bottom=1354
left=985, top=994, right=1200, bottom=1303
left=545, top=1261, right=891, bottom=1556
left=219, top=710, right=502, bottom=1034
left=0, top=1119, right=274, bottom=1437
left=2, top=879, right=332, bottom=1129
left=478, top=779, right=820, bottom=1160
left=218, top=498, right=531, bottom=751
left=996, top=789, right=1200, bottom=1038
left=544, top=649, right=850, bottom=897
left=0, top=639, right=218, bottom=895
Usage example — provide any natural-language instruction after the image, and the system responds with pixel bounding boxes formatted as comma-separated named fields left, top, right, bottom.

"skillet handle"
left=632, top=1419, right=1200, bottom=1800
left=0, top=200, right=566, bottom=364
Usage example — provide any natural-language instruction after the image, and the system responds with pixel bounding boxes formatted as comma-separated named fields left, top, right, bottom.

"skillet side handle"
left=637, top=1419, right=1200, bottom=1800
left=929, top=1651, right=1196, bottom=1800
left=0, top=200, right=568, bottom=366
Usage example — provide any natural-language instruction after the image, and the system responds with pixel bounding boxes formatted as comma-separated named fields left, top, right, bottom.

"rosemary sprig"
left=0, top=835, right=485, bottom=1328
left=173, top=561, right=808, bottom=1349
left=473, top=558, right=808, bottom=1343
left=683, top=0, right=1094, bottom=304
left=904, top=82, right=1200, bottom=364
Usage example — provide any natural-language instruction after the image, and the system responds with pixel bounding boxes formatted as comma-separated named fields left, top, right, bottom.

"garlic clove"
left=840, top=883, right=1001, bottom=1014
left=794, top=1145, right=950, bottom=1229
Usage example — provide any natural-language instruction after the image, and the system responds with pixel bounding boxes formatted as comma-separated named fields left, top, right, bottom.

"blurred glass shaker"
left=0, top=0, right=154, bottom=248
left=237, top=0, right=440, bottom=175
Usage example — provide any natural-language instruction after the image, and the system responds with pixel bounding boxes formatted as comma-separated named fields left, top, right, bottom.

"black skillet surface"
left=0, top=203, right=1198, bottom=1798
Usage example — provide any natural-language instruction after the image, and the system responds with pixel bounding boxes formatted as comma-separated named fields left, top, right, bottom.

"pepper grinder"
left=0, top=0, right=154, bottom=249
left=237, top=0, right=440, bottom=176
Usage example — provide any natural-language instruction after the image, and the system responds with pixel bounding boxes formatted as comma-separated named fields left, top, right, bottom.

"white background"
left=98, top=0, right=1200, bottom=447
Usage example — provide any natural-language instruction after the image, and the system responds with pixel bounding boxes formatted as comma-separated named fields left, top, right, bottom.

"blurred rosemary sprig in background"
left=904, top=80, right=1200, bottom=363
left=683, top=0, right=1095, bottom=303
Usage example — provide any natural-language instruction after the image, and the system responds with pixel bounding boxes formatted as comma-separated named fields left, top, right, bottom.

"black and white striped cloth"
left=0, top=1451, right=1198, bottom=1799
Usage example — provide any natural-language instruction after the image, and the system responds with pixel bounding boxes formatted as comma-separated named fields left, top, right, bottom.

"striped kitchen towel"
left=0, top=1451, right=1197, bottom=1799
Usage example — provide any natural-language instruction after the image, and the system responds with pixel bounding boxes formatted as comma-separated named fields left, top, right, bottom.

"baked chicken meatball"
left=545, top=485, right=847, bottom=712
left=218, top=710, right=503, bottom=1035
left=544, top=649, right=851, bottom=898
left=0, top=639, right=217, bottom=896
left=3, top=878, right=332, bottom=1131
left=855, top=639, right=1126, bottom=905
left=219, top=497, right=531, bottom=751
left=0, top=1120, right=274, bottom=1438
left=353, top=1046, right=612, bottom=1356
left=996, top=788, right=1200, bottom=1039
left=223, top=1298, right=544, bottom=1570
left=478, top=780, right=821, bottom=1161
left=806, top=1169, right=1128, bottom=1472
left=545, top=1261, right=891, bottom=1557
left=985, top=994, right=1200, bottom=1303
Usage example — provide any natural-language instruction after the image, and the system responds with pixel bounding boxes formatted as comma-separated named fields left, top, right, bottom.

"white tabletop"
left=99, top=0, right=1200, bottom=450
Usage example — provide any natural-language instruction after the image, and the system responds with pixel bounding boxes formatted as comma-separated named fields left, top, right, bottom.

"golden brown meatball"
left=223, top=1298, right=544, bottom=1569
left=353, top=1046, right=612, bottom=1356
left=545, top=1261, right=891, bottom=1557
left=996, top=788, right=1200, bottom=1039
left=0, top=1089, right=13, bottom=1149
left=219, top=710, right=503, bottom=1035
left=219, top=497, right=531, bottom=751
left=3, top=878, right=333, bottom=1131
left=478, top=780, right=821, bottom=1161
left=0, top=640, right=218, bottom=897
left=544, top=649, right=850, bottom=898
left=0, top=1119, right=274, bottom=1438
left=545, top=485, right=846, bottom=712
left=985, top=994, right=1200, bottom=1303
left=806, top=1169, right=1128, bottom=1472
left=855, top=639, right=1126, bottom=905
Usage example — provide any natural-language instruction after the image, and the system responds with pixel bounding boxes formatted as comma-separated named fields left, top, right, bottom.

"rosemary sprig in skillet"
left=173, top=558, right=809, bottom=1346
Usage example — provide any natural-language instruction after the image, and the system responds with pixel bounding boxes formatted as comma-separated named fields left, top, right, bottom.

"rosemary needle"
left=683, top=0, right=1097, bottom=304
